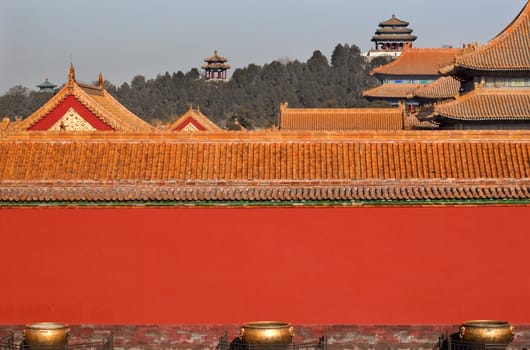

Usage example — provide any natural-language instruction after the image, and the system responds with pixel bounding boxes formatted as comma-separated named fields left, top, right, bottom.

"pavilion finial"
left=98, top=72, right=104, bottom=89
left=68, top=64, right=76, bottom=83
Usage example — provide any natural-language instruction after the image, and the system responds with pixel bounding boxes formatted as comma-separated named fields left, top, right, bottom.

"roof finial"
left=68, top=64, right=76, bottom=83
left=98, top=72, right=104, bottom=89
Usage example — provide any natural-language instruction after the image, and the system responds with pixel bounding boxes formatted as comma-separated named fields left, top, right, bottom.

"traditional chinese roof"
left=279, top=103, right=404, bottom=130
left=371, top=47, right=462, bottom=77
left=379, top=15, right=410, bottom=27
left=1, top=130, right=530, bottom=204
left=372, top=15, right=416, bottom=43
left=440, top=1, right=530, bottom=75
left=362, top=83, right=419, bottom=99
left=167, top=105, right=221, bottom=132
left=412, top=76, right=461, bottom=100
left=403, top=113, right=439, bottom=130
left=204, top=50, right=229, bottom=63
left=36, top=78, right=57, bottom=90
left=14, top=66, right=155, bottom=132
left=434, top=86, right=530, bottom=121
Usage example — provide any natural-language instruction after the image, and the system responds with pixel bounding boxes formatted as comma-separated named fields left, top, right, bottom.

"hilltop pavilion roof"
left=379, top=15, right=409, bottom=27
left=204, top=50, right=228, bottom=63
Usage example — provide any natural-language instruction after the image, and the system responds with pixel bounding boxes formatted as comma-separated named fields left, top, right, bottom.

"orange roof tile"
left=441, top=1, right=530, bottom=73
left=279, top=103, right=404, bottom=130
left=14, top=66, right=155, bottom=132
left=1, top=130, right=530, bottom=203
left=412, top=76, right=461, bottom=100
left=362, top=83, right=419, bottom=99
left=434, top=87, right=530, bottom=121
left=371, top=47, right=462, bottom=76
left=167, top=106, right=221, bottom=131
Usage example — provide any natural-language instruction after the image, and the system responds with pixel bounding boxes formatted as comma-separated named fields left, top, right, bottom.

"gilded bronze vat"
left=24, top=322, right=70, bottom=348
left=459, top=320, right=514, bottom=344
left=240, top=321, right=294, bottom=346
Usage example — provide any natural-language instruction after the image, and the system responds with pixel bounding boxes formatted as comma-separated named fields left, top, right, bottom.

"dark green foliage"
left=0, top=43, right=384, bottom=128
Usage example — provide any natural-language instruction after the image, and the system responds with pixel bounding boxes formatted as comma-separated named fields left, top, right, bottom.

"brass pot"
left=459, top=320, right=514, bottom=344
left=240, top=321, right=294, bottom=346
left=24, top=322, right=70, bottom=348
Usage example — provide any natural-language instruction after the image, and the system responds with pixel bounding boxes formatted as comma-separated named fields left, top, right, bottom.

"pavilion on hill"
left=201, top=50, right=230, bottom=81
left=435, top=0, right=530, bottom=129
left=36, top=78, right=57, bottom=92
left=364, top=14, right=417, bottom=59
left=12, top=65, right=155, bottom=132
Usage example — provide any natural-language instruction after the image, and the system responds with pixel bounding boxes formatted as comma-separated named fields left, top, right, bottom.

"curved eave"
left=435, top=113, right=530, bottom=121
left=372, top=35, right=417, bottom=42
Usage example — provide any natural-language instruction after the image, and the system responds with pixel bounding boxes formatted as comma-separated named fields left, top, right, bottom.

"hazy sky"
left=0, top=0, right=527, bottom=94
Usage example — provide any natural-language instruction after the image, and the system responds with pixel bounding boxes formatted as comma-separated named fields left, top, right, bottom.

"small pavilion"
left=201, top=50, right=230, bottom=81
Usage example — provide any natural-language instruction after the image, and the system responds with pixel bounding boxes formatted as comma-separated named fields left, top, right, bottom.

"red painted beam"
left=0, top=207, right=529, bottom=324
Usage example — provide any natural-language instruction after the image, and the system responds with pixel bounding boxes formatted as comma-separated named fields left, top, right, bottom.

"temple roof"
left=362, top=83, right=419, bottom=99
left=371, top=34, right=417, bottom=42
left=440, top=1, right=530, bottom=74
left=204, top=50, right=228, bottom=63
left=371, top=47, right=462, bottom=76
left=375, top=27, right=414, bottom=34
left=36, top=78, right=57, bottom=90
left=379, top=15, right=409, bottom=27
left=14, top=66, right=155, bottom=132
left=201, top=62, right=231, bottom=70
left=279, top=103, right=404, bottom=130
left=1, top=130, right=530, bottom=204
left=412, top=76, right=461, bottom=100
left=167, top=105, right=221, bottom=131
left=434, top=86, right=530, bottom=121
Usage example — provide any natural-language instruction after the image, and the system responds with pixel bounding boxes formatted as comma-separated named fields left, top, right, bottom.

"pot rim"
left=242, top=321, right=291, bottom=329
left=25, top=322, right=69, bottom=330
left=462, top=320, right=512, bottom=328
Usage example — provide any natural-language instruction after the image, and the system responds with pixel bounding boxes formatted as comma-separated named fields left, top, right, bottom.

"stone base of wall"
left=1, top=325, right=530, bottom=350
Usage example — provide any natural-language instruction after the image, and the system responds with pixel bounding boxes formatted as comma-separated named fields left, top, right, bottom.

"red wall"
left=1, top=206, right=529, bottom=325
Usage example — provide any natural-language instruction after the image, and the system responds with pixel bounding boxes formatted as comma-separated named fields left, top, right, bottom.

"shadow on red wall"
left=0, top=206, right=529, bottom=324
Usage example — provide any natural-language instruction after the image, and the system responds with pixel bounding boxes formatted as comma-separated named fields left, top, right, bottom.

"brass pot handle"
left=459, top=326, right=466, bottom=339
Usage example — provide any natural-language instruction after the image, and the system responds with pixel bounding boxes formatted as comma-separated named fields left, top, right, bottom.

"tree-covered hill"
left=0, top=44, right=391, bottom=129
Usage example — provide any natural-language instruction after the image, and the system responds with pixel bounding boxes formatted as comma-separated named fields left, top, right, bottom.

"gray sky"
left=0, top=0, right=527, bottom=94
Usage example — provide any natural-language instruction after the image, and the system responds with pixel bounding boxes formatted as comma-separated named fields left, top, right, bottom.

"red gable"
left=29, top=95, right=113, bottom=131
